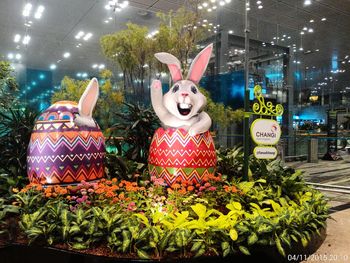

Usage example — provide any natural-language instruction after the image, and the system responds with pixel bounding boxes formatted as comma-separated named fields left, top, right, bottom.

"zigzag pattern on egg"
left=148, top=128, right=217, bottom=185
left=27, top=101, right=106, bottom=185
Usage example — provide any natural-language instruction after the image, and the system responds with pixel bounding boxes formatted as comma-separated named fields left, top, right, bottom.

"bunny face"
left=163, top=80, right=207, bottom=120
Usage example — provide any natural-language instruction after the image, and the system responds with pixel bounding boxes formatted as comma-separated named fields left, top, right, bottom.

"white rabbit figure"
left=151, top=44, right=213, bottom=136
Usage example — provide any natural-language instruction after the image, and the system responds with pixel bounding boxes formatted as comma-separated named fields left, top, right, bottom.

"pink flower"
left=208, top=186, right=217, bottom=191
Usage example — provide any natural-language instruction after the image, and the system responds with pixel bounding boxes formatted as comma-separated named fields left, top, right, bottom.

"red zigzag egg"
left=148, top=127, right=217, bottom=186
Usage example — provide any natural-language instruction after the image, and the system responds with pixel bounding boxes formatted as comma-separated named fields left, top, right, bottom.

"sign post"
left=250, top=85, right=284, bottom=160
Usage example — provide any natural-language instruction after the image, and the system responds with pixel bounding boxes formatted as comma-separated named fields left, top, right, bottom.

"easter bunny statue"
left=151, top=44, right=213, bottom=136
left=148, top=44, right=217, bottom=186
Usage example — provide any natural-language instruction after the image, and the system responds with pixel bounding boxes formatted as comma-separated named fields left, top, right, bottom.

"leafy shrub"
left=0, top=108, right=38, bottom=196
left=12, top=160, right=329, bottom=260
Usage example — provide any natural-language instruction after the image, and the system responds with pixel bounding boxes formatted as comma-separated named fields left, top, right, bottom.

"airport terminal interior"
left=0, top=0, right=350, bottom=262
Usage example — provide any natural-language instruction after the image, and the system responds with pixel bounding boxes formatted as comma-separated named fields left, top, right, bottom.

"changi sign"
left=250, top=85, right=284, bottom=160
left=253, top=146, right=278, bottom=159
left=250, top=119, right=281, bottom=146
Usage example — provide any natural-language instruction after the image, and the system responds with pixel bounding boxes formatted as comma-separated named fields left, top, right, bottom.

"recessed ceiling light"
left=258, top=5, right=263, bottom=9
left=228, top=30, right=234, bottom=34
left=75, top=31, right=84, bottom=39
left=83, top=33, right=93, bottom=41
left=99, top=64, right=105, bottom=69
left=310, top=19, right=314, bottom=23
left=63, top=52, right=71, bottom=58
left=7, top=53, right=14, bottom=59
left=315, top=49, right=320, bottom=52
left=300, top=31, right=305, bottom=35
left=22, top=35, right=31, bottom=45
left=257, top=0, right=262, bottom=4
left=34, top=5, right=45, bottom=19
left=92, top=64, right=98, bottom=69
left=22, top=3, right=32, bottom=17
left=304, top=0, right=311, bottom=6
left=15, top=54, right=22, bottom=60
left=14, top=34, right=21, bottom=43
left=303, top=27, right=308, bottom=31
left=50, top=64, right=56, bottom=70
left=299, top=47, right=304, bottom=51
left=321, top=17, right=326, bottom=21
left=308, top=28, right=314, bottom=33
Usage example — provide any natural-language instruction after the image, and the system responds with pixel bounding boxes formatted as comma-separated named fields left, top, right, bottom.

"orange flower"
left=187, top=186, right=194, bottom=191
left=171, top=183, right=181, bottom=190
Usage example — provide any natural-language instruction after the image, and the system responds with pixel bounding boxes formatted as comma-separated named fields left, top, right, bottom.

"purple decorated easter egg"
left=27, top=100, right=106, bottom=185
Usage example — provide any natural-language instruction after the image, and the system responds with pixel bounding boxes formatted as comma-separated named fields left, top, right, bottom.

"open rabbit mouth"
left=177, top=103, right=192, bottom=116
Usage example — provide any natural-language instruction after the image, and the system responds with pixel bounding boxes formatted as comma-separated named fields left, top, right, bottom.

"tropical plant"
left=100, top=23, right=155, bottom=98
left=109, top=103, right=160, bottom=163
left=0, top=60, right=18, bottom=110
left=0, top=107, right=38, bottom=196
left=200, top=88, right=244, bottom=127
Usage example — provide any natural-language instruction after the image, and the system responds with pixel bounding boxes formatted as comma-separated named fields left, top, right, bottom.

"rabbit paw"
left=151, top=79, right=162, bottom=89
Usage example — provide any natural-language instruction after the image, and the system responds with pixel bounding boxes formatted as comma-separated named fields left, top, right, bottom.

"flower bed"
left=0, top=154, right=329, bottom=262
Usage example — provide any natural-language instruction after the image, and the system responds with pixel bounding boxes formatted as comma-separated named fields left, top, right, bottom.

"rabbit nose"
left=181, top=92, right=189, bottom=97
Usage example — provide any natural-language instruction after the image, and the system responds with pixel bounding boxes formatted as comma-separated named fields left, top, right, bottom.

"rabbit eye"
left=172, top=85, right=179, bottom=93
left=191, top=86, right=198, bottom=94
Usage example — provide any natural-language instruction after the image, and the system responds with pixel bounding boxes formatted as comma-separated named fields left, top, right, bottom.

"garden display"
left=148, top=44, right=217, bottom=185
left=0, top=46, right=329, bottom=263
left=27, top=78, right=106, bottom=185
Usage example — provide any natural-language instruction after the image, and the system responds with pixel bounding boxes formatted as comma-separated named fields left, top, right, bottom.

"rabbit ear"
left=78, top=78, right=99, bottom=118
left=187, top=44, right=213, bottom=84
left=155, top=52, right=183, bottom=83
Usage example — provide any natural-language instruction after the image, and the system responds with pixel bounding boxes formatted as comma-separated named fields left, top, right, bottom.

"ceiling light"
left=82, top=73, right=88, bottom=78
left=92, top=64, right=98, bottom=68
left=104, top=20, right=109, bottom=23
left=77, top=73, right=82, bottom=77
left=258, top=5, right=263, bottom=9
left=257, top=0, right=262, bottom=4
left=7, top=53, right=14, bottom=59
left=63, top=52, right=71, bottom=58
left=299, top=47, right=304, bottom=51
left=228, top=30, right=234, bottom=34
left=99, top=64, right=105, bottom=69
left=22, top=35, right=31, bottom=45
left=308, top=28, right=314, bottom=33
left=225, top=0, right=231, bottom=3
left=303, top=27, right=308, bottom=31
left=22, top=3, right=32, bottom=17
left=321, top=17, right=326, bottom=21
left=75, top=31, right=84, bottom=39
left=310, top=19, right=314, bottom=23
left=198, top=5, right=203, bottom=9
left=304, top=0, right=311, bottom=6
left=315, top=49, right=319, bottom=52
left=15, top=54, right=22, bottom=60
left=34, top=5, right=45, bottom=19
left=14, top=34, right=21, bottom=43
left=219, top=1, right=225, bottom=6
left=50, top=64, right=56, bottom=70
left=300, top=31, right=305, bottom=35
left=83, top=33, right=93, bottom=41
left=203, top=2, right=208, bottom=7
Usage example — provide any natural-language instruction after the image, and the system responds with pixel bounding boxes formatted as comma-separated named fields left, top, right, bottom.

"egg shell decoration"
left=27, top=79, right=106, bottom=185
left=148, top=127, right=216, bottom=186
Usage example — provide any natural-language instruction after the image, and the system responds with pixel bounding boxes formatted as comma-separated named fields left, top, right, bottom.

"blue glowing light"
left=31, top=81, right=37, bottom=86
left=39, top=74, right=45, bottom=80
